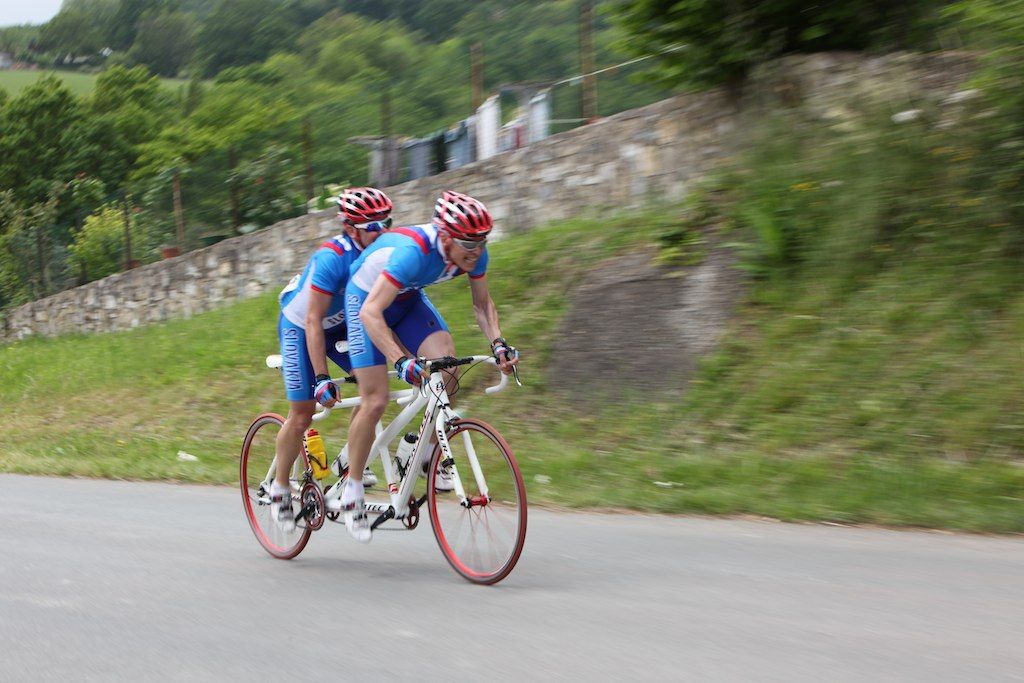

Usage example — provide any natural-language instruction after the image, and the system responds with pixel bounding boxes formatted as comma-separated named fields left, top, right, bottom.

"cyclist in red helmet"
left=336, top=190, right=521, bottom=543
left=269, top=187, right=394, bottom=532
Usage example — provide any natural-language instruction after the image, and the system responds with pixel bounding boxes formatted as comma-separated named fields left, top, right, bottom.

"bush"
left=68, top=204, right=156, bottom=282
left=611, top=0, right=948, bottom=89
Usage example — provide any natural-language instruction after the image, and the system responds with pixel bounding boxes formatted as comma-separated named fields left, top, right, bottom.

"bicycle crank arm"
left=370, top=507, right=395, bottom=531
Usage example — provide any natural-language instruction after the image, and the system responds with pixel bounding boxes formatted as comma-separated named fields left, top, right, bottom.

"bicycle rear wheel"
left=240, top=413, right=312, bottom=559
left=427, top=418, right=527, bottom=584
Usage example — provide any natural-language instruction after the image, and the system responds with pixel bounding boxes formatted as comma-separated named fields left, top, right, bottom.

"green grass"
left=0, top=68, right=187, bottom=96
left=2, top=106, right=1023, bottom=532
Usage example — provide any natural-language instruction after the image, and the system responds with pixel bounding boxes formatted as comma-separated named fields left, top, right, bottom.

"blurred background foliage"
left=2, top=1, right=1023, bottom=525
left=0, top=0, right=1020, bottom=313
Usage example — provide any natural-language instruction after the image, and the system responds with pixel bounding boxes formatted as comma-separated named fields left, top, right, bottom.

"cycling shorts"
left=278, top=314, right=352, bottom=402
left=344, top=285, right=449, bottom=369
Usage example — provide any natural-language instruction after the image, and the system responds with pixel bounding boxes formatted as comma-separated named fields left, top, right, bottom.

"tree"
left=37, top=0, right=118, bottom=57
left=0, top=185, right=63, bottom=304
left=610, top=0, right=946, bottom=90
left=0, top=77, right=85, bottom=207
left=93, top=64, right=163, bottom=115
left=107, top=0, right=164, bottom=51
left=194, top=0, right=304, bottom=76
left=128, top=10, right=197, bottom=77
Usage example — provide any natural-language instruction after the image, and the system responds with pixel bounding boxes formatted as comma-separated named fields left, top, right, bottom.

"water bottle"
left=395, top=433, right=418, bottom=478
left=305, top=428, right=329, bottom=480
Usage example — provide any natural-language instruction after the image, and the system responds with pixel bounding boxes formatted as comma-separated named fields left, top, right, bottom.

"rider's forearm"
left=361, top=306, right=407, bottom=365
left=304, top=316, right=330, bottom=378
left=473, top=296, right=503, bottom=344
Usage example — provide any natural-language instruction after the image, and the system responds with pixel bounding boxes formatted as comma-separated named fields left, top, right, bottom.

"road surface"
left=1, top=474, right=1022, bottom=681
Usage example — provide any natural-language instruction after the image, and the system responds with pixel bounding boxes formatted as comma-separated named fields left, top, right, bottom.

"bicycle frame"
left=299, top=355, right=511, bottom=525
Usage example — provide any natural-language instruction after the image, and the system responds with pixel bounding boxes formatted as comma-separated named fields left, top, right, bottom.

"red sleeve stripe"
left=383, top=272, right=404, bottom=289
left=390, top=228, right=430, bottom=254
left=321, top=241, right=346, bottom=257
left=468, top=273, right=486, bottom=280
left=310, top=284, right=333, bottom=295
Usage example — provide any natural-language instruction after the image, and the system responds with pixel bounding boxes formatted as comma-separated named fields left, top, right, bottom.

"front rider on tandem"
left=339, top=190, right=521, bottom=542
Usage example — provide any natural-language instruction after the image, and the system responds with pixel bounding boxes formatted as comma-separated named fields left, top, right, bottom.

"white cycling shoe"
left=341, top=482, right=371, bottom=543
left=269, top=484, right=296, bottom=533
left=433, top=467, right=455, bottom=492
left=331, top=444, right=378, bottom=487
left=343, top=505, right=371, bottom=543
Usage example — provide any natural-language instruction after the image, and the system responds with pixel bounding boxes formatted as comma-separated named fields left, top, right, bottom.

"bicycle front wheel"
left=427, top=418, right=527, bottom=584
left=240, top=412, right=312, bottom=559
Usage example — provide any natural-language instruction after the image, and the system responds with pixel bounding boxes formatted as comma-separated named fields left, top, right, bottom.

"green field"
left=0, top=68, right=187, bottom=96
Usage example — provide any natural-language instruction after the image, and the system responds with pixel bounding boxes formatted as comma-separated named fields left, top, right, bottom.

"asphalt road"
left=2, top=474, right=1022, bottom=682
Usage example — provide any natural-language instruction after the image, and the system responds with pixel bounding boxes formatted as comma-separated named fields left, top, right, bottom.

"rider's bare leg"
left=417, top=330, right=460, bottom=443
left=274, top=400, right=316, bottom=488
left=346, top=365, right=391, bottom=482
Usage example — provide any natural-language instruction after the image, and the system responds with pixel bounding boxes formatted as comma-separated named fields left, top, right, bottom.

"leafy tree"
left=0, top=77, right=85, bottom=207
left=0, top=185, right=64, bottom=303
left=0, top=24, right=41, bottom=56
left=37, top=0, right=118, bottom=57
left=610, top=0, right=947, bottom=89
left=92, top=64, right=164, bottom=115
left=0, top=191, right=35, bottom=307
left=231, top=145, right=302, bottom=226
left=107, top=0, right=165, bottom=51
left=194, top=0, right=304, bottom=76
left=69, top=67, right=170, bottom=202
left=128, top=10, right=197, bottom=77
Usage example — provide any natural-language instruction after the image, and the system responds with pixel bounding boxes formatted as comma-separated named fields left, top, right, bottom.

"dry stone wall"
left=1, top=52, right=974, bottom=342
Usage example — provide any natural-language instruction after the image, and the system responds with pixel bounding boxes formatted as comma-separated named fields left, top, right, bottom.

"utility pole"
left=34, top=223, right=46, bottom=297
left=302, top=116, right=315, bottom=205
left=122, top=192, right=133, bottom=270
left=380, top=85, right=395, bottom=186
left=228, top=146, right=241, bottom=231
left=471, top=42, right=484, bottom=109
left=172, top=169, right=186, bottom=251
left=579, top=0, right=597, bottom=121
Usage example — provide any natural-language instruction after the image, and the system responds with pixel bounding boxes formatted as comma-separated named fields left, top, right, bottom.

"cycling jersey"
left=345, top=224, right=486, bottom=369
left=349, top=224, right=487, bottom=294
left=280, top=234, right=364, bottom=330
left=277, top=234, right=364, bottom=401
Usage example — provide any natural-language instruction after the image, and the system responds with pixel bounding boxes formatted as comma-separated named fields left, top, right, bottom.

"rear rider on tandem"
left=269, top=187, right=393, bottom=532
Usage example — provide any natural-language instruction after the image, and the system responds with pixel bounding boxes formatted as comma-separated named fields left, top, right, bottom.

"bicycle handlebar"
left=303, top=354, right=518, bottom=422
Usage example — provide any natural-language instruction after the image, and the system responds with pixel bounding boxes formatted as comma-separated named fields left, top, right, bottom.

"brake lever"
left=511, top=364, right=522, bottom=387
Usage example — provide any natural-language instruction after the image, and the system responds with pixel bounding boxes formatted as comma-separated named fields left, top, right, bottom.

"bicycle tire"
left=427, top=418, right=527, bottom=584
left=240, top=412, right=312, bottom=559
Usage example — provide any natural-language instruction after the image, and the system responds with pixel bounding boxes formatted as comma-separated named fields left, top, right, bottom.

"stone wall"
left=1, top=52, right=975, bottom=342
left=1, top=213, right=338, bottom=339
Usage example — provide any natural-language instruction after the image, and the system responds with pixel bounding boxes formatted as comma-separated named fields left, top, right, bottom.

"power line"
left=549, top=43, right=687, bottom=88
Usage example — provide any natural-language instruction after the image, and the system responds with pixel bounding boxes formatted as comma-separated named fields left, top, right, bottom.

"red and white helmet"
left=337, top=187, right=392, bottom=224
left=432, top=190, right=492, bottom=240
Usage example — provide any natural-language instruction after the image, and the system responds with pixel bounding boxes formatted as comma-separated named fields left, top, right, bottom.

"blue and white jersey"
left=348, top=224, right=488, bottom=295
left=280, top=234, right=363, bottom=330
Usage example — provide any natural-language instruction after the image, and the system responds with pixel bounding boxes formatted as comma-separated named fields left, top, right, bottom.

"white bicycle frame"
left=263, top=353, right=512, bottom=524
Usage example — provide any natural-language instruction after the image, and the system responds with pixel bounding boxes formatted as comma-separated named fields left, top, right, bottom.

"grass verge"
left=2, top=105, right=1023, bottom=532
